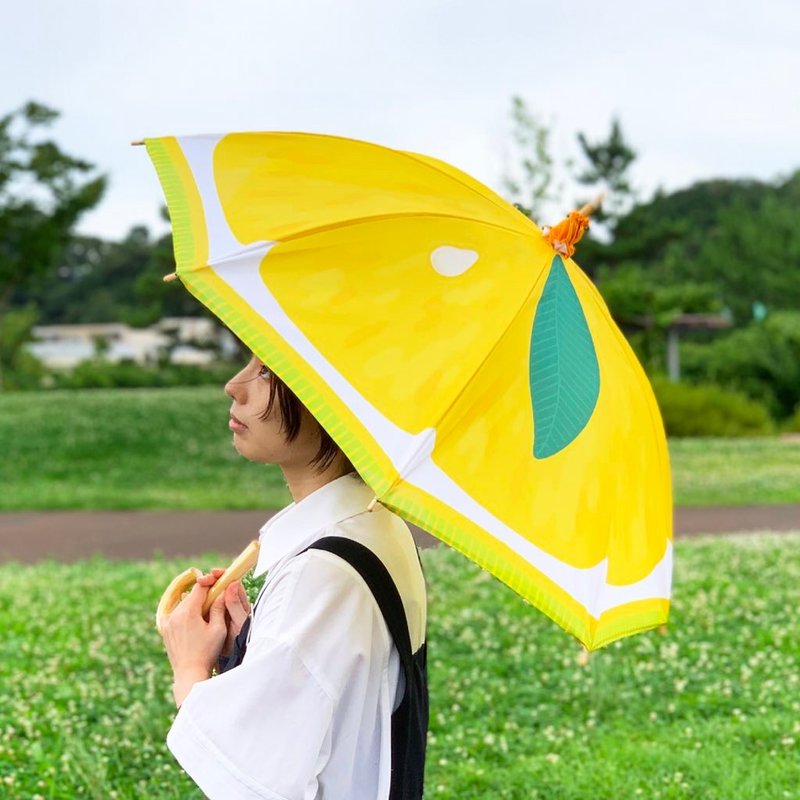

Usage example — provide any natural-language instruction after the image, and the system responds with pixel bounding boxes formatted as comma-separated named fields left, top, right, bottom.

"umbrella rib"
left=275, top=211, right=535, bottom=246
left=251, top=131, right=533, bottom=236
left=396, top=149, right=535, bottom=233
left=185, top=213, right=533, bottom=274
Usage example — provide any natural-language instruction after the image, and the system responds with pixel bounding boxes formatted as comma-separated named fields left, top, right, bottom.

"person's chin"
left=232, top=437, right=275, bottom=464
left=231, top=435, right=251, bottom=459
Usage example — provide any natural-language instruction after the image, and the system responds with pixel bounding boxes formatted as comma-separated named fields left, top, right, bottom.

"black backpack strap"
left=303, top=536, right=415, bottom=689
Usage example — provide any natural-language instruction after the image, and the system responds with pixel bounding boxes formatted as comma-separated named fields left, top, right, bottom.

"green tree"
left=14, top=234, right=109, bottom=323
left=681, top=311, right=800, bottom=418
left=595, top=262, right=722, bottom=373
left=502, top=96, right=555, bottom=223
left=0, top=305, right=43, bottom=390
left=0, top=101, right=106, bottom=388
left=690, top=192, right=800, bottom=325
left=575, top=117, right=636, bottom=228
left=14, top=219, right=204, bottom=327
left=130, top=211, right=207, bottom=325
left=583, top=173, right=800, bottom=321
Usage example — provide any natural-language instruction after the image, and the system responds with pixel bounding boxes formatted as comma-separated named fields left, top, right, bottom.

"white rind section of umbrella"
left=176, top=135, right=672, bottom=621
left=178, top=136, right=256, bottom=264
left=430, top=246, right=479, bottom=276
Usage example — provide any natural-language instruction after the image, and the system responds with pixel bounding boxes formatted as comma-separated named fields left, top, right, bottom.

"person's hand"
left=202, top=568, right=252, bottom=658
left=160, top=575, right=228, bottom=706
left=223, top=578, right=252, bottom=657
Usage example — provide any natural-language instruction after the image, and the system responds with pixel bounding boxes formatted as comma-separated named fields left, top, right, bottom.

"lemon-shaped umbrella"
left=140, top=132, right=672, bottom=650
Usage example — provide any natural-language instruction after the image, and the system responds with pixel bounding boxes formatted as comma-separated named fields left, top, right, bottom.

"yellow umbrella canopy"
left=141, top=132, right=672, bottom=650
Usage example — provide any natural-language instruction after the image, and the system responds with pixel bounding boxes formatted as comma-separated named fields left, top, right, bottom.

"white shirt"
left=167, top=473, right=428, bottom=800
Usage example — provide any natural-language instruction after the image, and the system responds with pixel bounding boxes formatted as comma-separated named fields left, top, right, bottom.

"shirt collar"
left=253, top=472, right=375, bottom=577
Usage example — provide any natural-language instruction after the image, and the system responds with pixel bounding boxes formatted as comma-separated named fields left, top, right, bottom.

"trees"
left=574, top=117, right=637, bottom=230
left=0, top=305, right=43, bottom=390
left=587, top=173, right=800, bottom=327
left=681, top=311, right=800, bottom=419
left=502, top=96, right=555, bottom=223
left=500, top=101, right=639, bottom=277
left=502, top=100, right=638, bottom=230
left=0, top=101, right=106, bottom=388
left=17, top=221, right=207, bottom=327
left=690, top=190, right=800, bottom=325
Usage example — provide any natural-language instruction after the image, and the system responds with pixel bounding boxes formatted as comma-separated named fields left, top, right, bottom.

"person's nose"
left=224, top=367, right=249, bottom=402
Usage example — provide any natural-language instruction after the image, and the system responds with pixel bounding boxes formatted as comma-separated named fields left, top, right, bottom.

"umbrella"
left=139, top=132, right=672, bottom=650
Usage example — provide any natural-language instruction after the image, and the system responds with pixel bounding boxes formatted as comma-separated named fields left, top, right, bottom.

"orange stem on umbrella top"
left=543, top=195, right=603, bottom=258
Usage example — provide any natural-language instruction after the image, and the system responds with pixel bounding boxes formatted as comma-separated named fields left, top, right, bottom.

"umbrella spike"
left=163, top=272, right=178, bottom=283
left=131, top=139, right=145, bottom=146
left=578, top=193, right=605, bottom=218
left=366, top=496, right=379, bottom=512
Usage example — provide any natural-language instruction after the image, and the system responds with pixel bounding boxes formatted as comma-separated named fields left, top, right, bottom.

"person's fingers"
left=224, top=581, right=250, bottom=628
left=224, top=581, right=245, bottom=611
left=184, top=580, right=210, bottom=611
left=196, top=569, right=230, bottom=596
left=208, top=592, right=227, bottom=629
left=237, top=581, right=251, bottom=612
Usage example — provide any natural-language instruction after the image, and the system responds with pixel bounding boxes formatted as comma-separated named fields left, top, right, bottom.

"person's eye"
left=257, top=364, right=271, bottom=380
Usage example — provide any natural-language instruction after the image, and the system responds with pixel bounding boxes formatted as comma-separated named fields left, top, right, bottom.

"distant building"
left=27, top=318, right=238, bottom=369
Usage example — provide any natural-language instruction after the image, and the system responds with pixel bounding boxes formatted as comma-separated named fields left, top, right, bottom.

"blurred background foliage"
left=2, top=98, right=800, bottom=436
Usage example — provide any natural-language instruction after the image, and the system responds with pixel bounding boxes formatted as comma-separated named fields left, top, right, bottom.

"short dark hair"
left=260, top=371, right=355, bottom=474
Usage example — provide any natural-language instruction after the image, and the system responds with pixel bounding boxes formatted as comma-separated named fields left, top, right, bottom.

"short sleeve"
left=166, top=549, right=392, bottom=800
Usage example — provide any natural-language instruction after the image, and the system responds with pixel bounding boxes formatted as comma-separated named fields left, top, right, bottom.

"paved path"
left=0, top=505, right=797, bottom=565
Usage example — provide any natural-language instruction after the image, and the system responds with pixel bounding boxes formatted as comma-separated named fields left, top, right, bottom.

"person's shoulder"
left=331, top=504, right=417, bottom=563
left=246, top=550, right=393, bottom=705
left=319, top=508, right=428, bottom=651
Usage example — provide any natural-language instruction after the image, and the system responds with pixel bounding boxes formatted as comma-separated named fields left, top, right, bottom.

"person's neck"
left=280, top=459, right=354, bottom=503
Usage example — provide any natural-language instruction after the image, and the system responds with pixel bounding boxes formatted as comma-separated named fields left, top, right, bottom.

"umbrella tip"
left=163, top=272, right=178, bottom=283
left=131, top=139, right=145, bottom=146
left=543, top=193, right=604, bottom=257
left=578, top=193, right=605, bottom=218
left=367, top=496, right=379, bottom=512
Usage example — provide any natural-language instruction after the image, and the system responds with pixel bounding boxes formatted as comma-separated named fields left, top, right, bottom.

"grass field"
left=1, top=533, right=798, bottom=799
left=1, top=387, right=799, bottom=510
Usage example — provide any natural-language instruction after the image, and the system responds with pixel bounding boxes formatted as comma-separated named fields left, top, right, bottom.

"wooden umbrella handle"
left=155, top=540, right=261, bottom=633
left=155, top=567, right=203, bottom=633
left=201, top=540, right=261, bottom=615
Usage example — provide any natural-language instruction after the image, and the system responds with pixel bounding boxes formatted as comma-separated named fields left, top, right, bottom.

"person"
left=159, top=353, right=429, bottom=799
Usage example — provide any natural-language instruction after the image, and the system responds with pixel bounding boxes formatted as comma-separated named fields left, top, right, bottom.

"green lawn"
left=0, top=387, right=798, bottom=510
left=0, top=534, right=798, bottom=799
left=669, top=437, right=800, bottom=506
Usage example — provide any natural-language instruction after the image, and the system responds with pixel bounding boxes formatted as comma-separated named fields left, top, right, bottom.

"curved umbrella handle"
left=155, top=540, right=261, bottom=633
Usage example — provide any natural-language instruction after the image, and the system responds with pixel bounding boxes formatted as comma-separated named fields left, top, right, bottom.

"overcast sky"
left=3, top=0, right=798, bottom=241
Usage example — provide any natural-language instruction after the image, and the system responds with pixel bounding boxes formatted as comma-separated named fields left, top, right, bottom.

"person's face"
left=224, top=355, right=319, bottom=467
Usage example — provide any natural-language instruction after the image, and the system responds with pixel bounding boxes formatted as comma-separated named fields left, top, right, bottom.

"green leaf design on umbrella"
left=529, top=255, right=600, bottom=459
